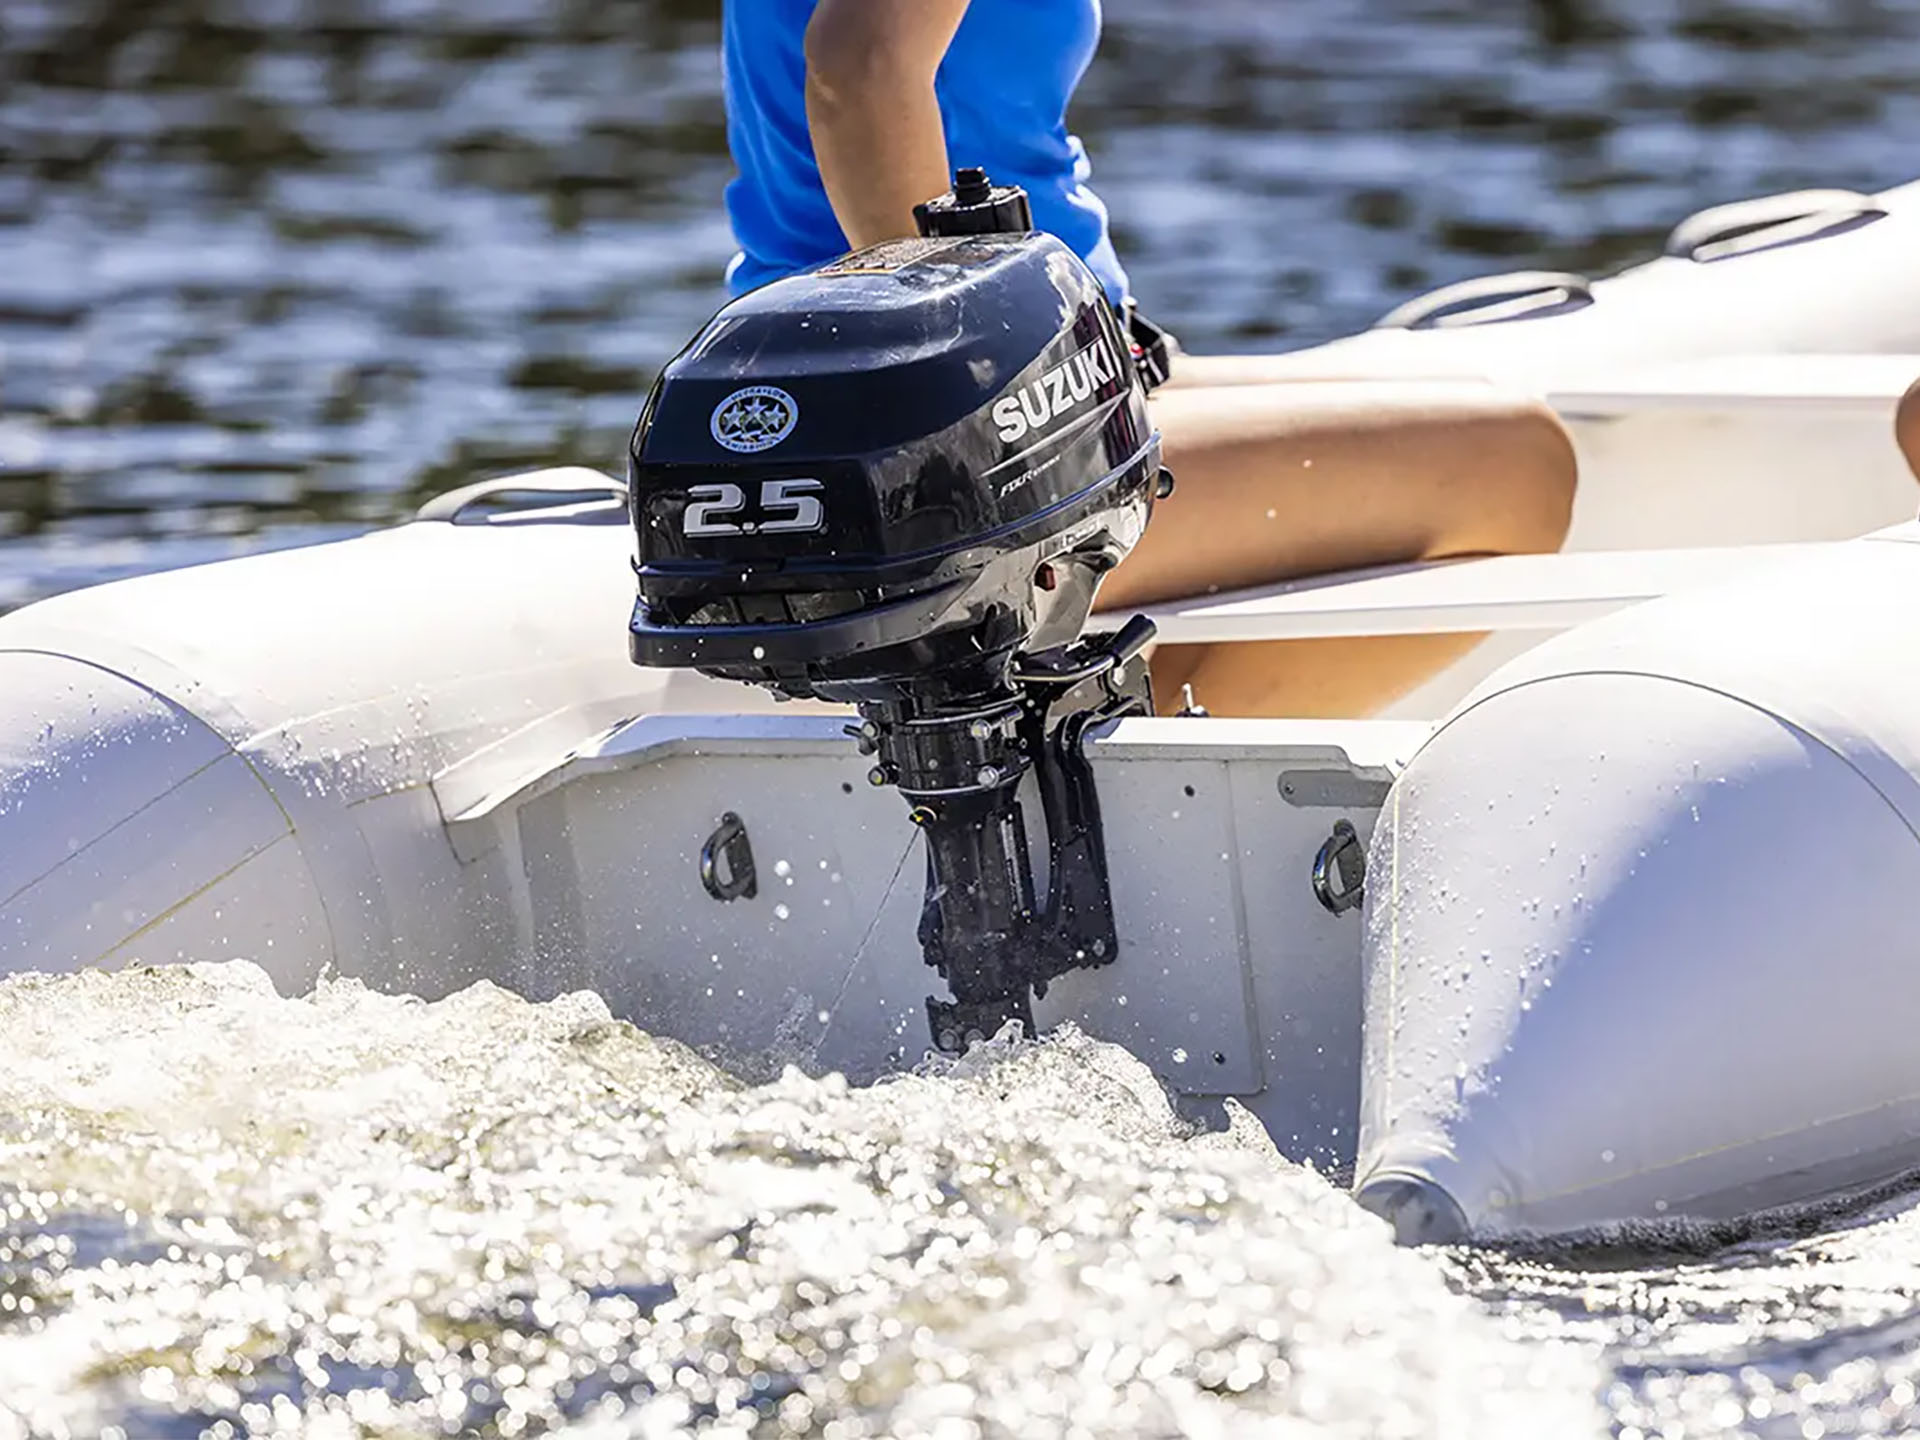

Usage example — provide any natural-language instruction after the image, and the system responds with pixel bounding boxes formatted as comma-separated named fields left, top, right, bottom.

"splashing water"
left=0, top=962, right=1603, bottom=1438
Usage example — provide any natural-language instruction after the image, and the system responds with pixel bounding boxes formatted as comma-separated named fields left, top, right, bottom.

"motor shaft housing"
left=626, top=174, right=1166, bottom=1050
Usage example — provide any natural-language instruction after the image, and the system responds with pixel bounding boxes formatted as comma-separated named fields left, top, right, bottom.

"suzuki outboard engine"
left=628, top=170, right=1170, bottom=1051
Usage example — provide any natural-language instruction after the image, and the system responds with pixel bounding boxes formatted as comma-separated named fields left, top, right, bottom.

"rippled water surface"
left=4, top=0, right=1920, bottom=608
left=8, top=2, right=1920, bottom=1434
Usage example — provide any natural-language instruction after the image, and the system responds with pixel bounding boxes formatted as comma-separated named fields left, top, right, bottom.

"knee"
left=1898, top=378, right=1920, bottom=483
left=1437, top=394, right=1577, bottom=558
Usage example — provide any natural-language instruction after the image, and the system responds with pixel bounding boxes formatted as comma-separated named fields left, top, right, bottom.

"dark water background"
left=2, top=0, right=1920, bottom=609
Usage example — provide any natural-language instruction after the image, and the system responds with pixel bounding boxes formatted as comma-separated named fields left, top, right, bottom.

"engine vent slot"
left=1665, top=189, right=1887, bottom=264
left=1374, top=271, right=1594, bottom=331
left=668, top=590, right=867, bottom=627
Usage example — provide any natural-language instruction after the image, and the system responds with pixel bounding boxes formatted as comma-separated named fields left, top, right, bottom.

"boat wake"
left=0, top=961, right=1601, bottom=1438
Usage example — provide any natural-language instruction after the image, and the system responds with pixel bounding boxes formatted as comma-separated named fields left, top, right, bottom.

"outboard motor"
left=627, top=170, right=1171, bottom=1051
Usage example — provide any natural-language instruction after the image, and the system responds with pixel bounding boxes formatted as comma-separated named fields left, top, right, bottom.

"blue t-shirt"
left=720, top=0, right=1129, bottom=307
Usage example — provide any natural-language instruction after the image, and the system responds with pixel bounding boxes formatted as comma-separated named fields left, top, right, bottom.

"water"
left=8, top=965, right=1920, bottom=1436
left=4, top=0, right=1920, bottom=610
left=6, top=1, right=1920, bottom=1433
left=0, top=963, right=1602, bottom=1437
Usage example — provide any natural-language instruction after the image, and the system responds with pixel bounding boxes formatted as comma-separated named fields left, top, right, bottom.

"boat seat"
left=1547, top=352, right=1920, bottom=421
left=1140, top=540, right=1851, bottom=644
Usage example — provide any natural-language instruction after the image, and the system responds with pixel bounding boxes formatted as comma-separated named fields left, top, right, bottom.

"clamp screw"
left=975, top=764, right=1001, bottom=787
left=867, top=765, right=891, bottom=788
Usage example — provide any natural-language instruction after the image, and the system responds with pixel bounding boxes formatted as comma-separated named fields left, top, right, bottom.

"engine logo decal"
left=710, top=385, right=799, bottom=453
left=990, top=339, right=1122, bottom=444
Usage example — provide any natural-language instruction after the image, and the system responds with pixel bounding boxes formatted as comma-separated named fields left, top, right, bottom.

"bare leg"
left=1095, top=378, right=1576, bottom=717
left=1899, top=377, right=1920, bottom=483
left=1148, top=632, right=1491, bottom=719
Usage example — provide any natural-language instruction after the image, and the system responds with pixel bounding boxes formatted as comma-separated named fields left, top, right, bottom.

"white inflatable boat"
left=5, top=178, right=1920, bottom=1245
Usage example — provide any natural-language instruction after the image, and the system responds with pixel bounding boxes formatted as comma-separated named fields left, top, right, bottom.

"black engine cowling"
left=626, top=228, right=1162, bottom=706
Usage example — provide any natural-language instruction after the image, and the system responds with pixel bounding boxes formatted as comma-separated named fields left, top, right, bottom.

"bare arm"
left=804, top=0, right=971, bottom=248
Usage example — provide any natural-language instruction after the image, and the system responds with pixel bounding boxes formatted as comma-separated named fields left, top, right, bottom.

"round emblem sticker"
left=710, top=385, right=799, bottom=454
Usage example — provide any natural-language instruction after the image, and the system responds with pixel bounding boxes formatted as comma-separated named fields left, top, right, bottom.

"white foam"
left=0, top=960, right=1601, bottom=1437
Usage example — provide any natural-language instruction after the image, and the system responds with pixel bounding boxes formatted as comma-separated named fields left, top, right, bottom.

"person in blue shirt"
left=720, top=0, right=1577, bottom=716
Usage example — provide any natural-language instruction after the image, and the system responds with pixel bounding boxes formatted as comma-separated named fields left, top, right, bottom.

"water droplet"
left=773, top=903, right=790, bottom=920
left=1601, top=1149, right=1616, bottom=1163
left=774, top=859, right=792, bottom=878
left=1171, top=1047, right=1188, bottom=1064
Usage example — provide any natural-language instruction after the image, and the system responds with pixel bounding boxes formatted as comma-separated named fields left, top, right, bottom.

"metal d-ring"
left=1312, top=818, right=1366, bottom=915
left=700, top=812, right=758, bottom=902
